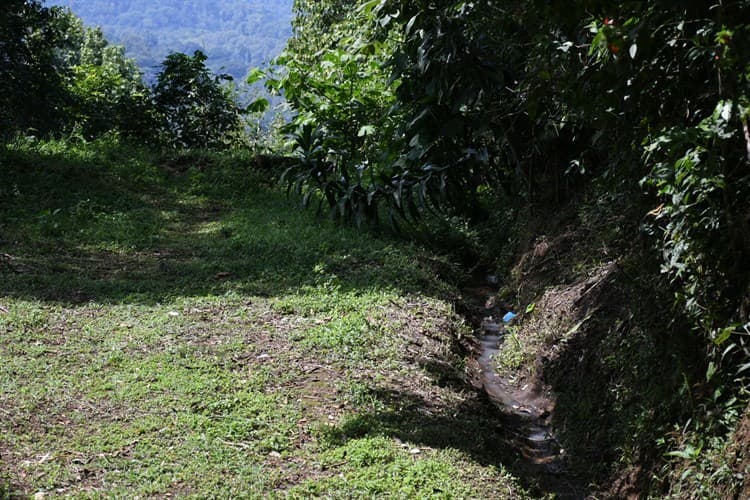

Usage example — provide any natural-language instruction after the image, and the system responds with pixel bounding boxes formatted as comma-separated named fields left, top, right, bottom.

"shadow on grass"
left=321, top=384, right=587, bottom=498
left=0, top=144, right=455, bottom=306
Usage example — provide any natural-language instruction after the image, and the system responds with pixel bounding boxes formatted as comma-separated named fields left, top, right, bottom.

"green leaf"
left=246, top=67, right=265, bottom=85
left=666, top=444, right=701, bottom=460
left=246, top=98, right=270, bottom=114
left=358, top=0, right=385, bottom=17
left=357, top=125, right=376, bottom=137
left=706, top=361, right=716, bottom=382
left=713, top=326, right=734, bottom=346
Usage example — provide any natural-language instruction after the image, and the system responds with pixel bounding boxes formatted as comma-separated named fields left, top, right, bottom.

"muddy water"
left=467, top=283, right=582, bottom=498
left=478, top=328, right=564, bottom=472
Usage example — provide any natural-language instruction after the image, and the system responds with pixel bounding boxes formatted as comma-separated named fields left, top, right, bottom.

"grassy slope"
left=0, top=140, right=526, bottom=498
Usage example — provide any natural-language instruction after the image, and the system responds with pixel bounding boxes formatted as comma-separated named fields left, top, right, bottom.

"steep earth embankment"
left=468, top=201, right=748, bottom=497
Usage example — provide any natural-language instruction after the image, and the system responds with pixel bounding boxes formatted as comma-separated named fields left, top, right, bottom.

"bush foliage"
left=277, top=0, right=750, bottom=340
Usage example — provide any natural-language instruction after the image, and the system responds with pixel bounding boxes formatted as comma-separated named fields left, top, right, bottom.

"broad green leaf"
left=246, top=98, right=270, bottom=113
left=246, top=67, right=265, bottom=85
left=358, top=125, right=376, bottom=137
left=713, top=326, right=734, bottom=346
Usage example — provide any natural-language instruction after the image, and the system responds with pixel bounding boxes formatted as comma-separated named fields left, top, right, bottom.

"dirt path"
left=461, top=276, right=587, bottom=498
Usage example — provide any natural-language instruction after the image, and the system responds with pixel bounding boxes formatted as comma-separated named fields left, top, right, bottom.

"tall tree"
left=271, top=0, right=401, bottom=223
left=0, top=1, right=72, bottom=136
left=153, top=50, right=241, bottom=149
left=56, top=10, right=155, bottom=140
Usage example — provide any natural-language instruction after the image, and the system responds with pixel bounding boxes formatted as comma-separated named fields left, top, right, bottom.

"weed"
left=494, top=327, right=530, bottom=374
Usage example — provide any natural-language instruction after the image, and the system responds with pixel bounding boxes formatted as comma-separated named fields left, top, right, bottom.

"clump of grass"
left=494, top=327, right=531, bottom=374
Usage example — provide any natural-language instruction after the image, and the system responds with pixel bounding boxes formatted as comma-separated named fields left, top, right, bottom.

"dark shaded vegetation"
left=271, top=0, right=750, bottom=495
left=276, top=0, right=750, bottom=339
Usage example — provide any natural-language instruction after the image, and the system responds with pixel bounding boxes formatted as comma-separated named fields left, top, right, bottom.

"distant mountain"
left=45, top=0, right=293, bottom=81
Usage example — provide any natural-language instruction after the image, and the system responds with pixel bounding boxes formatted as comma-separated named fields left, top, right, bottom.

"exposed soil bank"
left=459, top=198, right=750, bottom=498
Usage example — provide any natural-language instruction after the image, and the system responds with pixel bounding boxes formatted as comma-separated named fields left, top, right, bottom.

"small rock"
left=268, top=451, right=282, bottom=458
left=409, top=448, right=422, bottom=455
left=168, top=311, right=180, bottom=317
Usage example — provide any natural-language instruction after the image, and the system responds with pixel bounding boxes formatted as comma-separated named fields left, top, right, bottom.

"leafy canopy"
left=153, top=50, right=243, bottom=150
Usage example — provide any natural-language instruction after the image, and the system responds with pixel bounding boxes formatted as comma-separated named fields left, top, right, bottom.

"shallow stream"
left=466, top=279, right=582, bottom=497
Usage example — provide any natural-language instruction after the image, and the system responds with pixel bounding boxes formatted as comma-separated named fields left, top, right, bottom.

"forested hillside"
left=44, top=0, right=292, bottom=79
left=3, top=0, right=750, bottom=498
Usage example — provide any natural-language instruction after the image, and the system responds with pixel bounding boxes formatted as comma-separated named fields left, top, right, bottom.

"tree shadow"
left=0, top=145, right=455, bottom=306
left=534, top=263, right=705, bottom=496
left=320, top=383, right=588, bottom=498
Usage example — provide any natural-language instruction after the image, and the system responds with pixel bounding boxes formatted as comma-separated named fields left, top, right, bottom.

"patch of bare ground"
left=0, top=394, right=143, bottom=497
left=257, top=299, right=481, bottom=489
left=270, top=298, right=528, bottom=494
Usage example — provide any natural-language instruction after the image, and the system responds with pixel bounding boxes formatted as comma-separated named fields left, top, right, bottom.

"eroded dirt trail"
left=463, top=278, right=585, bottom=498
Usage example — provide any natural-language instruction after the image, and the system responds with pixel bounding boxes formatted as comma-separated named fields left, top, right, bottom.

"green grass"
left=0, top=139, right=527, bottom=497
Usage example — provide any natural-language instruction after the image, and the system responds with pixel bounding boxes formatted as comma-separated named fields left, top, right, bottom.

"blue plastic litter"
left=502, top=311, right=517, bottom=323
